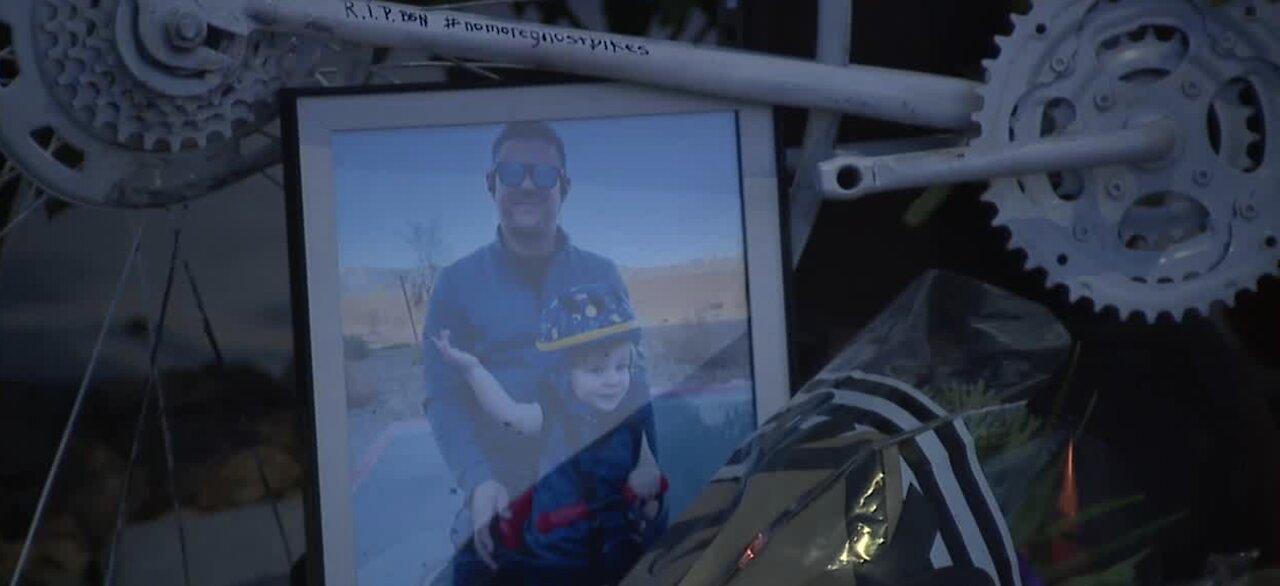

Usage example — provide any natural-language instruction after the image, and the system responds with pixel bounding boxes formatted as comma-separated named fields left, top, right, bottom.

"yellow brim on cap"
left=536, top=320, right=639, bottom=352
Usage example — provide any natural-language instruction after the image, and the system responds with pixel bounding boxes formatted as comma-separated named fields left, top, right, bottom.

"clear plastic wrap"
left=809, top=270, right=1072, bottom=404
left=620, top=270, right=1074, bottom=586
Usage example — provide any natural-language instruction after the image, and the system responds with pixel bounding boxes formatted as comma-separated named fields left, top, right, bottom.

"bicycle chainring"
left=973, top=0, right=1279, bottom=321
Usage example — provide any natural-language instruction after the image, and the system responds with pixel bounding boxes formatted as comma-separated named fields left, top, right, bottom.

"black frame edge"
left=278, top=85, right=326, bottom=586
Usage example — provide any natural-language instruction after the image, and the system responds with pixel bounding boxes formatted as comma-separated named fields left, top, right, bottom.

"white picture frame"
left=282, top=78, right=793, bottom=586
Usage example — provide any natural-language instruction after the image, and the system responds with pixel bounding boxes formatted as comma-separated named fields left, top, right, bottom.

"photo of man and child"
left=330, top=111, right=761, bottom=586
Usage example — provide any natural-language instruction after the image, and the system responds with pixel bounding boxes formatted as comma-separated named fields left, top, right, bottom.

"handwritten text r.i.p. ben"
left=343, top=1, right=429, bottom=28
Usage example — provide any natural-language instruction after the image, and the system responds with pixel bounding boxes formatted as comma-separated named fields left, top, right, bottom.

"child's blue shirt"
left=523, top=379, right=668, bottom=573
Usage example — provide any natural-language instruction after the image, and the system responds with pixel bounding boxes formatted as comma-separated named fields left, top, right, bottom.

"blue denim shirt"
left=422, top=228, right=637, bottom=501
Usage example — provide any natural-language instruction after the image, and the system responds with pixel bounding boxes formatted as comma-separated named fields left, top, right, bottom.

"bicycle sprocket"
left=0, top=0, right=352, bottom=207
left=40, top=0, right=283, bottom=152
left=974, top=0, right=1279, bottom=321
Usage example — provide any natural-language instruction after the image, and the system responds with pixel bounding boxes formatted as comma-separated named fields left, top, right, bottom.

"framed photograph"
left=282, top=78, right=792, bottom=586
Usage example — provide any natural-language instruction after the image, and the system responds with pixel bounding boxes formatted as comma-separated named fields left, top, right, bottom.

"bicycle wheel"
left=0, top=1, right=741, bottom=583
left=0, top=1, right=532, bottom=584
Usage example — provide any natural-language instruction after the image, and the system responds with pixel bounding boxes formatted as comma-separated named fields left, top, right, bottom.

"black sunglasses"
left=494, top=161, right=564, bottom=190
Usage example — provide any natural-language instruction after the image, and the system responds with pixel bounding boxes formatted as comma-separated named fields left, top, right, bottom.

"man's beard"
left=504, top=221, right=550, bottom=240
left=503, top=191, right=555, bottom=238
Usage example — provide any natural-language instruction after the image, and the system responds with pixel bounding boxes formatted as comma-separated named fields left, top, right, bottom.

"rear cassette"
left=0, top=0, right=357, bottom=207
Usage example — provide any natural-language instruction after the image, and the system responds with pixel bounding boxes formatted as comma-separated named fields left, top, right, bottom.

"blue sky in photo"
left=331, top=111, right=746, bottom=270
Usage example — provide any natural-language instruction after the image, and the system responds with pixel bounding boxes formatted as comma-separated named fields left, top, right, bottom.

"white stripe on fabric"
left=931, top=532, right=953, bottom=569
left=844, top=370, right=1022, bottom=586
left=827, top=389, right=999, bottom=585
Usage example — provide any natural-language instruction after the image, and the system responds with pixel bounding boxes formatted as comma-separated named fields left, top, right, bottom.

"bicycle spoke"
left=244, top=415, right=296, bottom=565
left=179, top=248, right=296, bottom=570
left=182, top=260, right=224, bottom=366
left=7, top=221, right=145, bottom=586
left=442, top=55, right=501, bottom=80
left=151, top=355, right=193, bottom=586
left=100, top=217, right=192, bottom=585
left=259, top=169, right=284, bottom=190
left=0, top=188, right=47, bottom=241
left=0, top=161, right=20, bottom=185
left=180, top=250, right=297, bottom=567
left=311, top=55, right=532, bottom=89
left=100, top=379, right=154, bottom=586
left=133, top=221, right=194, bottom=586
left=315, top=59, right=526, bottom=78
left=43, top=134, right=63, bottom=156
left=249, top=128, right=282, bottom=156
left=384, top=60, right=526, bottom=70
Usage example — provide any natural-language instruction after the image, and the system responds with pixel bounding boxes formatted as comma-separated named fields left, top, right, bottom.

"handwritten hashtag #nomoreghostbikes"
left=340, top=1, right=650, bottom=56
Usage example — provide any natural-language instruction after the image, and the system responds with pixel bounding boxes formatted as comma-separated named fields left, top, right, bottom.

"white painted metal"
left=818, top=120, right=1179, bottom=199
left=787, top=0, right=853, bottom=265
left=222, top=0, right=984, bottom=130
left=784, top=135, right=964, bottom=169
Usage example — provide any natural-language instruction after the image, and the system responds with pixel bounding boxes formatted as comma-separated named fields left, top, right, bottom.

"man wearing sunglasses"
left=423, top=120, right=654, bottom=586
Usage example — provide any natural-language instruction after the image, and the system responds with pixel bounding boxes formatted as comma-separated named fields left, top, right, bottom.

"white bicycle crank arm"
left=135, top=0, right=981, bottom=130
left=817, top=119, right=1179, bottom=199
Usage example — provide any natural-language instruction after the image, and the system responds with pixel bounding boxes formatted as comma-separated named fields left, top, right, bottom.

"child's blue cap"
left=537, top=282, right=640, bottom=352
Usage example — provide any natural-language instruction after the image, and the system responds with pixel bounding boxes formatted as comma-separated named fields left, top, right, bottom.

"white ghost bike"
left=0, top=0, right=1275, bottom=584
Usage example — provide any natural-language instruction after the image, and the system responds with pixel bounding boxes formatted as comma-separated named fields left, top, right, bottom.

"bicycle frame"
left=138, top=0, right=1177, bottom=196
left=169, top=0, right=981, bottom=128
